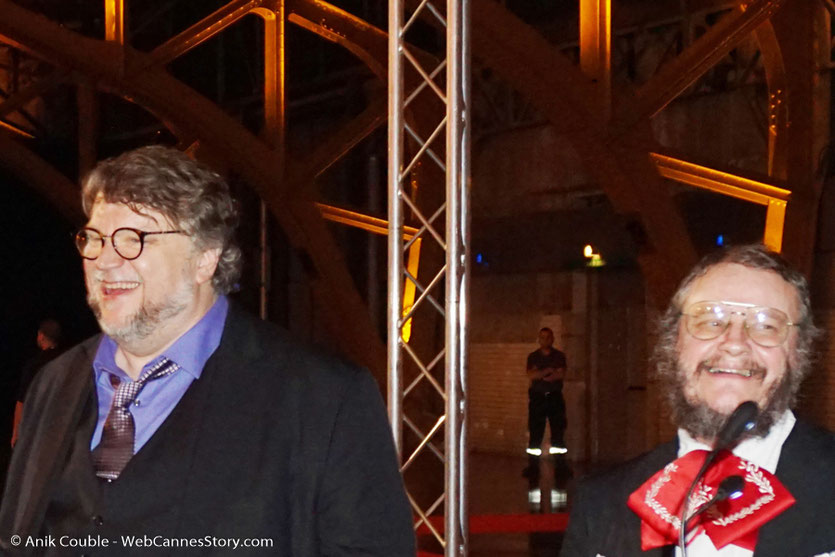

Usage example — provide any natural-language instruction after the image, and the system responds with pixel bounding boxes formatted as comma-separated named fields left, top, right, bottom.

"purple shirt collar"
left=92, top=295, right=229, bottom=383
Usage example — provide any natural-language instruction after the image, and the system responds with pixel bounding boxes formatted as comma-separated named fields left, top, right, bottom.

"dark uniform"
left=526, top=348, right=567, bottom=454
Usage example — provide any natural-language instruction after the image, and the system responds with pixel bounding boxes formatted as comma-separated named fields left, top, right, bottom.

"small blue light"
left=476, top=253, right=483, bottom=264
left=716, top=234, right=725, bottom=246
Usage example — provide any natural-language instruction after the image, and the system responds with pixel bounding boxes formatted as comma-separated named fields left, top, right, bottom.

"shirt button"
left=92, top=515, right=104, bottom=526
left=134, top=400, right=141, bottom=407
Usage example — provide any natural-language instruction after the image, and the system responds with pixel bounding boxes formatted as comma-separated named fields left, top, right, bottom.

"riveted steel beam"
left=288, top=0, right=389, bottom=79
left=150, top=0, right=264, bottom=65
left=317, top=203, right=419, bottom=239
left=612, top=0, right=788, bottom=135
left=768, top=0, right=829, bottom=274
left=651, top=152, right=790, bottom=251
left=285, top=92, right=387, bottom=194
left=754, top=19, right=789, bottom=180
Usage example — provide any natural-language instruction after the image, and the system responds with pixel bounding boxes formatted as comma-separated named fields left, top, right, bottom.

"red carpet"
left=416, top=512, right=569, bottom=535
left=416, top=512, right=569, bottom=555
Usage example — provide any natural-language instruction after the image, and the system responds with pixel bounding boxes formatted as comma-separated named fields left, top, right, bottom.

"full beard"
left=87, top=281, right=193, bottom=349
left=666, top=359, right=796, bottom=441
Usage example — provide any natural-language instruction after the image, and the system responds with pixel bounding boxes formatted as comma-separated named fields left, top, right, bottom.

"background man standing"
left=0, top=146, right=414, bottom=556
left=11, top=318, right=63, bottom=447
left=561, top=244, right=835, bottom=556
left=525, top=326, right=568, bottom=477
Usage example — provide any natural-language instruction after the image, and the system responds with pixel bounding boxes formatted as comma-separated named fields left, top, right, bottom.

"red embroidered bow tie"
left=627, top=450, right=795, bottom=551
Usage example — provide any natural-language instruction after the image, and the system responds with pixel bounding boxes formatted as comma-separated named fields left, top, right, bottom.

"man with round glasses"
left=0, top=146, right=414, bottom=555
left=561, top=244, right=835, bottom=557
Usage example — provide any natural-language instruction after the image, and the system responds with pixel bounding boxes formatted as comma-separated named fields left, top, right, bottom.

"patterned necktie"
left=92, top=358, right=180, bottom=481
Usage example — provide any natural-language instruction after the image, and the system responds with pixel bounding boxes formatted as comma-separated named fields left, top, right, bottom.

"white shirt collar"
left=674, top=411, right=796, bottom=556
left=677, top=410, right=796, bottom=474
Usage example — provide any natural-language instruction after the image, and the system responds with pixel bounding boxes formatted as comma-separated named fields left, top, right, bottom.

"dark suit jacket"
left=0, top=304, right=415, bottom=556
left=560, top=420, right=835, bottom=557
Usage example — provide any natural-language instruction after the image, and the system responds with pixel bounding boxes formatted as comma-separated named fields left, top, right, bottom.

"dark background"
left=0, top=173, right=99, bottom=480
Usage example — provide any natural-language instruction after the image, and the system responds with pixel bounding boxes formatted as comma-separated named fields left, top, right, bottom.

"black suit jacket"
left=0, top=304, right=415, bottom=556
left=560, top=421, right=835, bottom=557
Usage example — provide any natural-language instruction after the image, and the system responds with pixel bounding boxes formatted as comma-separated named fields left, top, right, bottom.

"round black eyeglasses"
left=74, top=227, right=187, bottom=261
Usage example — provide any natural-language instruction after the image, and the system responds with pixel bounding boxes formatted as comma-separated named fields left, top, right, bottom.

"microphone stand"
left=678, top=401, right=758, bottom=556
left=682, top=475, right=745, bottom=534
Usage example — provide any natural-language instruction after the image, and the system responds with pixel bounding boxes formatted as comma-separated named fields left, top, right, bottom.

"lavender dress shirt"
left=90, top=295, right=229, bottom=453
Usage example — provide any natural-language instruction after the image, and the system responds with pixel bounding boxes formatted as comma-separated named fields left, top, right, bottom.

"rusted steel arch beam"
left=0, top=132, right=84, bottom=224
left=0, top=69, right=65, bottom=118
left=611, top=0, right=788, bottom=135
left=285, top=92, right=387, bottom=194
left=280, top=0, right=445, bottom=186
left=470, top=0, right=696, bottom=302
left=0, top=0, right=385, bottom=379
left=150, top=0, right=264, bottom=65
left=287, top=0, right=446, bottom=129
left=287, top=0, right=388, bottom=79
left=469, top=1, right=608, bottom=137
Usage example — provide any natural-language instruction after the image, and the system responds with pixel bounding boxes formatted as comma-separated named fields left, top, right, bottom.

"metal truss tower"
left=388, top=0, right=470, bottom=553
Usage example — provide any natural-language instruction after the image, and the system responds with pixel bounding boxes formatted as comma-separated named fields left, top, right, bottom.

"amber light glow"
left=0, top=119, right=34, bottom=139
left=316, top=203, right=420, bottom=342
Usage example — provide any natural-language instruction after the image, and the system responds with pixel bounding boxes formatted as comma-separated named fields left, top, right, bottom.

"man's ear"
left=195, top=248, right=222, bottom=285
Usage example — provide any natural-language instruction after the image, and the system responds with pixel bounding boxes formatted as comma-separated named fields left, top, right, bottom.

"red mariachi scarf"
left=627, top=450, right=795, bottom=551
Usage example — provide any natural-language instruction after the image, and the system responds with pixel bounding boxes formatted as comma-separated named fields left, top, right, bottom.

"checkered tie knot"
left=92, top=358, right=180, bottom=481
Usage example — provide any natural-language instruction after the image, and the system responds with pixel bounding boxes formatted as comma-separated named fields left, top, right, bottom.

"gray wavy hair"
left=81, top=145, right=242, bottom=294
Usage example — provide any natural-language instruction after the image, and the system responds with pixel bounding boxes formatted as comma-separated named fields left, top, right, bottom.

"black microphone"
left=713, top=401, right=759, bottom=452
left=678, top=401, right=759, bottom=556
left=683, top=475, right=745, bottom=533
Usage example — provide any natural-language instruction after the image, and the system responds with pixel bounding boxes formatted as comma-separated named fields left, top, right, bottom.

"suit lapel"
left=167, top=305, right=282, bottom=527
left=637, top=443, right=679, bottom=557
left=600, top=441, right=678, bottom=557
left=14, top=340, right=98, bottom=536
left=753, top=422, right=827, bottom=557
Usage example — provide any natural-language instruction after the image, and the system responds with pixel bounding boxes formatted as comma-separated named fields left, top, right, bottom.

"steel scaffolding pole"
left=445, top=0, right=470, bottom=551
left=388, top=0, right=470, bottom=553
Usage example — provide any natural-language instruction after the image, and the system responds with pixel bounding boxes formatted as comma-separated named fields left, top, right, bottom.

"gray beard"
left=88, top=287, right=190, bottom=349
left=667, top=362, right=795, bottom=441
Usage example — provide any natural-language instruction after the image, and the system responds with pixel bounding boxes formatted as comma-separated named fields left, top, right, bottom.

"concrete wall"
left=468, top=268, right=652, bottom=463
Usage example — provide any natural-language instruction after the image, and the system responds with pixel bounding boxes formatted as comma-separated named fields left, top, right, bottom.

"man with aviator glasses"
left=561, top=244, right=835, bottom=557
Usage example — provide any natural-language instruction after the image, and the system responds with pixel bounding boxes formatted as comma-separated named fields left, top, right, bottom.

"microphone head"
left=714, top=401, right=759, bottom=450
left=716, top=475, right=745, bottom=501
